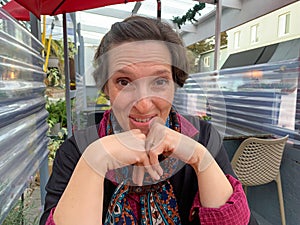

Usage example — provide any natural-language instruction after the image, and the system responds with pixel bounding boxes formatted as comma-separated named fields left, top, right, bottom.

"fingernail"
left=158, top=167, right=163, bottom=176
left=155, top=173, right=160, bottom=180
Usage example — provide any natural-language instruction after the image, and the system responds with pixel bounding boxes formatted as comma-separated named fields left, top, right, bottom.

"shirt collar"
left=177, top=114, right=199, bottom=138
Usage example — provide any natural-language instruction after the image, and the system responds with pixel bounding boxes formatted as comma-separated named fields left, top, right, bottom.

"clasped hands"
left=83, top=118, right=213, bottom=186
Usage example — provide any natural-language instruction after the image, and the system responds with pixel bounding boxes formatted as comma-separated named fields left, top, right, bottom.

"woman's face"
left=104, top=41, right=174, bottom=135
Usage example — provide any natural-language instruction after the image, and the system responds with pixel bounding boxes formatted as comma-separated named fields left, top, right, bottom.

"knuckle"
left=131, top=129, right=141, bottom=134
left=136, top=154, right=147, bottom=163
left=135, top=156, right=142, bottom=163
left=148, top=151, right=157, bottom=160
left=139, top=133, right=146, bottom=140
left=148, top=150, right=157, bottom=158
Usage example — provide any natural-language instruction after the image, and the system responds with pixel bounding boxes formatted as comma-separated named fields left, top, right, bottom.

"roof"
left=44, top=0, right=215, bottom=46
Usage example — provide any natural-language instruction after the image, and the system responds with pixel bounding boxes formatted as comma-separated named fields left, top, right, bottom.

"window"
left=234, top=31, right=240, bottom=49
left=278, top=13, right=290, bottom=37
left=250, top=24, right=259, bottom=43
left=203, top=56, right=210, bottom=67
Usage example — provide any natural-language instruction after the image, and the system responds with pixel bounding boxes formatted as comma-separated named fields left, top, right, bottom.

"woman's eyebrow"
left=115, top=69, right=171, bottom=77
left=152, top=69, right=172, bottom=76
left=113, top=68, right=134, bottom=76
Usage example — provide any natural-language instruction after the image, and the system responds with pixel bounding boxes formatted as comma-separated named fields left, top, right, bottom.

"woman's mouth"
left=132, top=117, right=152, bottom=123
left=129, top=116, right=156, bottom=128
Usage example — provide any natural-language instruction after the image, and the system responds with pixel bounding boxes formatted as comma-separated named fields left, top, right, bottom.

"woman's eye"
left=117, top=79, right=130, bottom=86
left=154, top=78, right=169, bottom=87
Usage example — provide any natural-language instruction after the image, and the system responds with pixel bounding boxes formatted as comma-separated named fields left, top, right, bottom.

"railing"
left=174, top=57, right=300, bottom=145
left=0, top=9, right=48, bottom=224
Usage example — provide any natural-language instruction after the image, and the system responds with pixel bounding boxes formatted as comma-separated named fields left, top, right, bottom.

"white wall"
left=227, top=1, right=300, bottom=54
left=182, top=0, right=298, bottom=46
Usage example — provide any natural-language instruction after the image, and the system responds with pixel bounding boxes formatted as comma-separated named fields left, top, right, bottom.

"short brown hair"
left=93, top=16, right=189, bottom=90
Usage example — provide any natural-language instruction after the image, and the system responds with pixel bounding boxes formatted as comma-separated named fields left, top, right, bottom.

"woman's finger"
left=132, top=164, right=145, bottom=186
left=140, top=155, right=161, bottom=182
left=145, top=117, right=165, bottom=152
left=148, top=150, right=164, bottom=176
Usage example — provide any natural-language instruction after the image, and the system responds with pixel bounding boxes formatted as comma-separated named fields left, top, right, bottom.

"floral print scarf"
left=100, top=108, right=182, bottom=225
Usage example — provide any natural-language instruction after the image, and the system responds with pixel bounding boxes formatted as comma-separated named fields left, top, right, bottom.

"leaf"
left=172, top=3, right=206, bottom=28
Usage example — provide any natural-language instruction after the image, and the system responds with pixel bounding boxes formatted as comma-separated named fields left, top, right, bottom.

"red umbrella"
left=2, top=0, right=30, bottom=21
left=15, top=0, right=142, bottom=18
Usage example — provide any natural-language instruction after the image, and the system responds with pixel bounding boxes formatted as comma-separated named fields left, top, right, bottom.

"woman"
left=40, top=16, right=252, bottom=225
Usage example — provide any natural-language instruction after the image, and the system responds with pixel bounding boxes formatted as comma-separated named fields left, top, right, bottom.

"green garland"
left=172, top=3, right=206, bottom=29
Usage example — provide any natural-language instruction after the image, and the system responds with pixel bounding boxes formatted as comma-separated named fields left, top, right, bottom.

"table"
left=223, top=122, right=274, bottom=140
left=221, top=122, right=274, bottom=160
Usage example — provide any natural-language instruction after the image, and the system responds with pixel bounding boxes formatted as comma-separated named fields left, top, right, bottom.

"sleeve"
left=39, top=137, right=81, bottom=225
left=45, top=208, right=57, bottom=225
left=39, top=126, right=100, bottom=225
left=170, top=119, right=242, bottom=224
left=191, top=119, right=255, bottom=225
left=189, top=175, right=250, bottom=225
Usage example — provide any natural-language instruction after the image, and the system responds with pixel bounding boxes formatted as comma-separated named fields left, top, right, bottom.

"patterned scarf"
left=101, top=108, right=182, bottom=225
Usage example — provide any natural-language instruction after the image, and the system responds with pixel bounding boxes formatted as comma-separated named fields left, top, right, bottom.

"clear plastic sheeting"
left=0, top=10, right=44, bottom=67
left=0, top=55, right=45, bottom=82
left=174, top=58, right=300, bottom=145
left=0, top=96, right=46, bottom=128
left=0, top=8, right=48, bottom=224
left=0, top=80, right=45, bottom=102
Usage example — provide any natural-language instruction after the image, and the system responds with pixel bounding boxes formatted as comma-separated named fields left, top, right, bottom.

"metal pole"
left=132, top=2, right=142, bottom=15
left=70, top=13, right=79, bottom=73
left=77, top=23, right=85, bottom=76
left=63, top=13, right=73, bottom=137
left=39, top=156, right=49, bottom=206
left=77, top=23, right=87, bottom=110
left=29, top=13, right=41, bottom=41
left=29, top=12, right=50, bottom=208
left=214, top=0, right=222, bottom=70
left=157, top=0, right=161, bottom=20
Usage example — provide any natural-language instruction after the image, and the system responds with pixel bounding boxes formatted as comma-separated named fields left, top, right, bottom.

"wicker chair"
left=231, top=135, right=289, bottom=225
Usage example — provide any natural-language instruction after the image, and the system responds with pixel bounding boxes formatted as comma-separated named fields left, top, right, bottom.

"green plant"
left=172, top=3, right=206, bottom=28
left=96, top=91, right=107, bottom=105
left=45, top=38, right=77, bottom=79
left=67, top=41, right=77, bottom=59
left=48, top=129, right=67, bottom=161
left=45, top=67, right=63, bottom=87
left=46, top=98, right=68, bottom=161
left=46, top=38, right=77, bottom=61
left=96, top=91, right=111, bottom=110
left=197, top=112, right=211, bottom=121
left=2, top=197, right=39, bottom=225
left=45, top=98, right=67, bottom=129
left=187, top=32, right=228, bottom=55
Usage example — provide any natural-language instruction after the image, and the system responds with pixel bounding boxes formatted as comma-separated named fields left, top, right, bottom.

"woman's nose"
left=133, top=97, right=153, bottom=113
